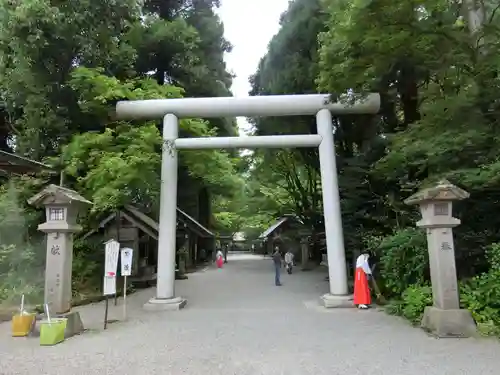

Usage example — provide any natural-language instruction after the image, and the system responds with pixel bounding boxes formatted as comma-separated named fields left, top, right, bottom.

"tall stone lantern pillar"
left=28, top=184, right=92, bottom=336
left=404, top=180, right=476, bottom=337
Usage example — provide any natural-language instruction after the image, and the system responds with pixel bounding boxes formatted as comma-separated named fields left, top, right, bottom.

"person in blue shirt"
left=272, top=246, right=282, bottom=286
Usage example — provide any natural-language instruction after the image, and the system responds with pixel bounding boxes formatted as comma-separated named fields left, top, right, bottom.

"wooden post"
left=104, top=297, right=109, bottom=329
left=115, top=210, right=120, bottom=306
left=123, top=275, right=127, bottom=320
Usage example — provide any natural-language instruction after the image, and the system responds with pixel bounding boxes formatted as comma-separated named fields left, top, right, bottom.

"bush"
left=459, top=242, right=500, bottom=336
left=0, top=243, right=45, bottom=305
left=486, top=242, right=500, bottom=270
left=72, top=236, right=105, bottom=298
left=385, top=284, right=432, bottom=325
left=370, top=227, right=429, bottom=298
left=0, top=181, right=46, bottom=306
left=460, top=273, right=500, bottom=336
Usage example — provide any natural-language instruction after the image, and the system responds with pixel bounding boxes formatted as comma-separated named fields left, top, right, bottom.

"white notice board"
left=121, top=248, right=133, bottom=276
left=103, top=276, right=116, bottom=296
left=104, top=239, right=120, bottom=276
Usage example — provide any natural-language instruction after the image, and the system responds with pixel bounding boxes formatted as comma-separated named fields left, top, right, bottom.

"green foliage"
left=0, top=244, right=44, bottom=305
left=459, top=242, right=500, bottom=336
left=0, top=0, right=140, bottom=156
left=72, top=237, right=105, bottom=299
left=485, top=242, right=500, bottom=270
left=460, top=273, right=500, bottom=336
left=63, top=124, right=162, bottom=213
left=210, top=165, right=276, bottom=238
left=386, top=284, right=433, bottom=325
left=0, top=180, right=46, bottom=305
left=369, top=228, right=428, bottom=297
left=63, top=67, right=240, bottom=215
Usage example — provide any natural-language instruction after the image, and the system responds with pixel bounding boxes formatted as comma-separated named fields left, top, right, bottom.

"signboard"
left=121, top=248, right=133, bottom=276
left=103, top=276, right=116, bottom=296
left=104, top=239, right=120, bottom=277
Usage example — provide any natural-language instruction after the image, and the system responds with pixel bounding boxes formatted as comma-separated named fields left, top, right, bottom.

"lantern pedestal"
left=421, top=306, right=477, bottom=338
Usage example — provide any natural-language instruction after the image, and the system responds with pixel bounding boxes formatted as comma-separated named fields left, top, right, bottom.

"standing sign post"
left=103, top=239, right=120, bottom=329
left=120, top=248, right=133, bottom=320
left=114, top=211, right=121, bottom=307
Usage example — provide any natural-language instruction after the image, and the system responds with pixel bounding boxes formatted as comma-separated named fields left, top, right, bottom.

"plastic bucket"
left=39, top=318, right=67, bottom=346
left=11, top=313, right=36, bottom=337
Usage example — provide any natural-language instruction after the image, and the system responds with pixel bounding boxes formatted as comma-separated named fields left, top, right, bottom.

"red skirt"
left=353, top=267, right=371, bottom=305
left=216, top=257, right=223, bottom=268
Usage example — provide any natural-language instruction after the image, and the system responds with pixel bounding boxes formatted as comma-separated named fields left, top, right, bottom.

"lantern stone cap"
left=404, top=179, right=469, bottom=205
left=27, top=184, right=92, bottom=207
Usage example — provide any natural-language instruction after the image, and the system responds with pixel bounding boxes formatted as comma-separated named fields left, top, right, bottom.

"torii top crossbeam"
left=115, top=93, right=380, bottom=120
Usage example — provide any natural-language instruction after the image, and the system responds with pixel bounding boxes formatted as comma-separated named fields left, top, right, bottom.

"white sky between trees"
left=217, top=0, right=290, bottom=136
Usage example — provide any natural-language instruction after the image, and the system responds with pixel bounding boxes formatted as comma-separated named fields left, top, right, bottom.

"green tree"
left=62, top=67, right=240, bottom=216
left=0, top=0, right=140, bottom=157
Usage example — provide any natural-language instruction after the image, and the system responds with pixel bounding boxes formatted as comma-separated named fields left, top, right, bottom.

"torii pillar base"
left=143, top=297, right=187, bottom=311
left=320, top=293, right=354, bottom=308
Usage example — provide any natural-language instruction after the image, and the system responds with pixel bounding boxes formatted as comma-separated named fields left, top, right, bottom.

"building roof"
left=124, top=205, right=159, bottom=233
left=0, top=150, right=54, bottom=175
left=176, top=206, right=214, bottom=238
left=258, top=215, right=304, bottom=239
left=81, top=205, right=214, bottom=240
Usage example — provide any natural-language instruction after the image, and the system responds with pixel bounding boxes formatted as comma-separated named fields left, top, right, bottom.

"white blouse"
left=355, top=254, right=372, bottom=275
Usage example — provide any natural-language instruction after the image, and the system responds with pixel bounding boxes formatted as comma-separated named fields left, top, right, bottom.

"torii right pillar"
left=404, top=180, right=477, bottom=337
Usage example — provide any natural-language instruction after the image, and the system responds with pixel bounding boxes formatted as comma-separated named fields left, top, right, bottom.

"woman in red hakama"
left=353, top=253, right=372, bottom=309
left=216, top=250, right=224, bottom=269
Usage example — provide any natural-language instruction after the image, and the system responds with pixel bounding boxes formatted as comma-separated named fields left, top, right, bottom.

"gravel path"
left=1, top=253, right=499, bottom=375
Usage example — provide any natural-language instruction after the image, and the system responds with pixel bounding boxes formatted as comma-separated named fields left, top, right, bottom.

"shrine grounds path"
left=1, top=253, right=499, bottom=375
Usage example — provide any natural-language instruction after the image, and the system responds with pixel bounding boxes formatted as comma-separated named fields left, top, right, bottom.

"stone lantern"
left=28, top=184, right=92, bottom=336
left=298, top=229, right=312, bottom=270
left=404, top=179, right=476, bottom=337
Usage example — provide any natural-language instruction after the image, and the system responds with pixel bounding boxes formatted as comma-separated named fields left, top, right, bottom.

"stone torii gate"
left=115, top=93, right=380, bottom=310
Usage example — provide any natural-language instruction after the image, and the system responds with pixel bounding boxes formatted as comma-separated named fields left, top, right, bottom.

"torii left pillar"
left=143, top=114, right=187, bottom=311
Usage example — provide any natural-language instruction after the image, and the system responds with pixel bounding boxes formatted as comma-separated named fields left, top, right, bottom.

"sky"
left=216, top=0, right=290, bottom=135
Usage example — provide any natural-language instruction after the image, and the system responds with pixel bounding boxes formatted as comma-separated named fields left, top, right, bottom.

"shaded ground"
left=0, top=253, right=499, bottom=375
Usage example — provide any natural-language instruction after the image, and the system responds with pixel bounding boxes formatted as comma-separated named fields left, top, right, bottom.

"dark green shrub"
left=72, top=236, right=105, bottom=298
left=401, top=284, right=433, bottom=324
left=0, top=181, right=45, bottom=306
left=459, top=242, right=500, bottom=336
left=385, top=284, right=432, bottom=325
left=369, top=227, right=428, bottom=298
